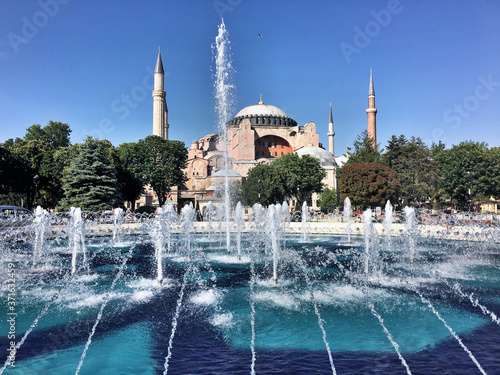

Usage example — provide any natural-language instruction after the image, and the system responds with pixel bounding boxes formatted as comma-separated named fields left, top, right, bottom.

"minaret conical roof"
left=155, top=47, right=164, bottom=74
left=369, top=68, right=375, bottom=97
left=329, top=102, right=333, bottom=124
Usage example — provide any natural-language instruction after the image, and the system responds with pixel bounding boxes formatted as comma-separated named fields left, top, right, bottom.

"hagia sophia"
left=134, top=49, right=378, bottom=212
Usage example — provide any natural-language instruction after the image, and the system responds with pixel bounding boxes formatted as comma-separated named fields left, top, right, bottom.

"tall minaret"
left=152, top=47, right=169, bottom=139
left=327, top=102, right=335, bottom=155
left=366, top=68, right=377, bottom=147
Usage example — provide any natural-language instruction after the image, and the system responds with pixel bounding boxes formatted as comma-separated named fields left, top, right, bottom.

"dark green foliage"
left=381, top=135, right=438, bottom=206
left=135, top=205, right=156, bottom=214
left=241, top=163, right=289, bottom=206
left=0, top=145, right=33, bottom=206
left=343, top=130, right=381, bottom=166
left=242, top=154, right=325, bottom=207
left=24, top=121, right=71, bottom=149
left=318, top=188, right=340, bottom=210
left=273, top=153, right=326, bottom=208
left=134, top=136, right=188, bottom=207
left=339, top=163, right=400, bottom=209
left=59, top=137, right=122, bottom=211
left=433, top=141, right=500, bottom=208
left=116, top=142, right=144, bottom=211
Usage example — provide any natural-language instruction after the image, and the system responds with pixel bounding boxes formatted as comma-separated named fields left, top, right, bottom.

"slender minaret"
left=366, top=68, right=377, bottom=147
left=152, top=47, right=169, bottom=139
left=327, top=102, right=335, bottom=155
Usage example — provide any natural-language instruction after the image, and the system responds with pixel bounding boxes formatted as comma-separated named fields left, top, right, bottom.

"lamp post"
left=33, top=175, right=40, bottom=208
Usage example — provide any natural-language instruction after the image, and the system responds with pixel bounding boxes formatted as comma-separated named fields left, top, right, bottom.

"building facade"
left=130, top=51, right=378, bottom=212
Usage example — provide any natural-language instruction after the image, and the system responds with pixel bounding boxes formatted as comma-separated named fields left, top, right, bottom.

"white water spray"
left=344, top=197, right=352, bottom=243
left=33, top=206, right=48, bottom=265
left=368, top=303, right=412, bottom=374
left=383, top=200, right=393, bottom=245
left=235, top=202, right=243, bottom=260
left=269, top=205, right=279, bottom=285
left=301, top=201, right=308, bottom=242
left=416, top=290, right=486, bottom=375
left=363, top=208, right=374, bottom=275
left=214, top=19, right=235, bottom=253
left=404, top=206, right=417, bottom=265
left=112, top=207, right=123, bottom=242
left=69, top=207, right=86, bottom=275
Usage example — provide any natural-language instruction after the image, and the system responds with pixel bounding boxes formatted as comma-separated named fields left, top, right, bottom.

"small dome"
left=295, top=147, right=337, bottom=167
left=211, top=169, right=242, bottom=178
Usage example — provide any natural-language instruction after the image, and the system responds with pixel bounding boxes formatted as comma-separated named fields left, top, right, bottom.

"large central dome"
left=227, top=96, right=297, bottom=127
left=235, top=103, right=287, bottom=118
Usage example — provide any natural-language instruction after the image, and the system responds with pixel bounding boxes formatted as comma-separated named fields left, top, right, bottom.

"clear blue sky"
left=1, top=0, right=499, bottom=154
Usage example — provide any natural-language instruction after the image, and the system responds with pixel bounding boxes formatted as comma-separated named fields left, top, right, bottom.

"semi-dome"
left=227, top=95, right=297, bottom=127
left=295, top=146, right=337, bottom=167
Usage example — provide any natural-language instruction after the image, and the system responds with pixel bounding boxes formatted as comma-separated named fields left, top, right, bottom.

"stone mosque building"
left=135, top=49, right=378, bottom=212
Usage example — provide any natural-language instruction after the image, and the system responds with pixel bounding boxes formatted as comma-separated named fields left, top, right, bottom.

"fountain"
left=344, top=197, right=352, bottom=243
left=112, top=207, right=123, bottom=243
left=383, top=200, right=393, bottom=249
left=213, top=18, right=234, bottom=253
left=234, top=202, right=243, bottom=260
left=0, top=204, right=499, bottom=374
left=69, top=207, right=86, bottom=275
left=1, top=20, right=499, bottom=375
left=301, top=201, right=308, bottom=242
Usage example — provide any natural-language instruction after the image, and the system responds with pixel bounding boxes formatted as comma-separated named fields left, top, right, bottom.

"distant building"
left=128, top=51, right=379, bottom=212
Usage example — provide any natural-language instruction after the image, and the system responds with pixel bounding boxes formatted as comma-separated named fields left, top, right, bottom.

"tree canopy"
left=339, top=163, right=400, bottom=208
left=241, top=153, right=325, bottom=208
left=273, top=153, right=326, bottom=208
left=24, top=121, right=71, bottom=149
left=432, top=141, right=500, bottom=208
left=134, top=136, right=188, bottom=207
left=318, top=188, right=340, bottom=211
left=381, top=135, right=438, bottom=206
left=59, top=137, right=122, bottom=211
left=342, top=130, right=381, bottom=167
left=241, top=163, right=289, bottom=207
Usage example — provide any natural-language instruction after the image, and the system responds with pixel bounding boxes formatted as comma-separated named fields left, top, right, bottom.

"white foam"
left=208, top=254, right=251, bottom=264
left=255, top=290, right=299, bottom=310
left=131, top=290, right=154, bottom=303
left=210, top=312, right=234, bottom=327
left=190, top=289, right=221, bottom=306
left=67, top=292, right=123, bottom=309
left=77, top=274, right=99, bottom=283
left=127, top=277, right=174, bottom=289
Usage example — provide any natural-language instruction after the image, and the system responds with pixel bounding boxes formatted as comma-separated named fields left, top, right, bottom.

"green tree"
left=381, top=135, right=438, bottom=206
left=318, top=188, right=340, bottom=211
left=339, top=163, right=400, bottom=209
left=136, top=136, right=188, bottom=207
left=116, top=142, right=144, bottom=211
left=25, top=121, right=71, bottom=149
left=343, top=130, right=381, bottom=167
left=433, top=141, right=500, bottom=208
left=0, top=145, right=32, bottom=206
left=59, top=137, right=122, bottom=211
left=241, top=163, right=289, bottom=207
left=273, top=153, right=326, bottom=208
